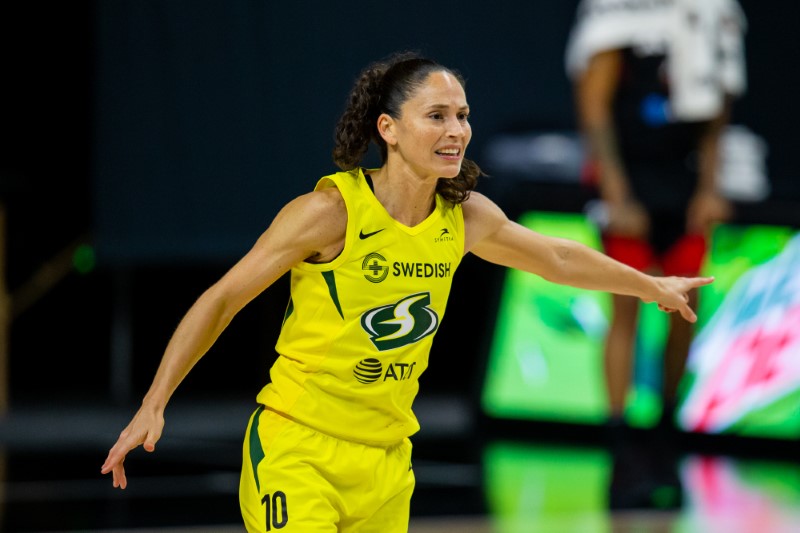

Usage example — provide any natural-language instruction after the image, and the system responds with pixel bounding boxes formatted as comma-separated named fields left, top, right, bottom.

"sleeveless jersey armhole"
left=295, top=173, right=356, bottom=273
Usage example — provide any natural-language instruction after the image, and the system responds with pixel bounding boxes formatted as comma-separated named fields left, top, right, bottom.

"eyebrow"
left=426, top=103, right=470, bottom=111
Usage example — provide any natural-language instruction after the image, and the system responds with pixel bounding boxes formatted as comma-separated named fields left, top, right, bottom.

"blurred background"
left=2, top=0, right=800, bottom=531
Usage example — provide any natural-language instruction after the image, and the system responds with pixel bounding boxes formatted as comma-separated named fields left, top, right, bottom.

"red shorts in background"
left=603, top=234, right=707, bottom=277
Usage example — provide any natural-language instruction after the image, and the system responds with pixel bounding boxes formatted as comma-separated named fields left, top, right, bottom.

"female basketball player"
left=102, top=52, right=711, bottom=532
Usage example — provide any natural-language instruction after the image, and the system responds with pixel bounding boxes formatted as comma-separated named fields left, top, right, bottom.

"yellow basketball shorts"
left=239, top=406, right=415, bottom=532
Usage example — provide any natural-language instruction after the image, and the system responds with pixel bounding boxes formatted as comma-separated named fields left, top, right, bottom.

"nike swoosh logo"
left=359, top=228, right=385, bottom=240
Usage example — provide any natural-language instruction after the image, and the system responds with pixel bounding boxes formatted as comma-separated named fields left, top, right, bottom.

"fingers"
left=658, top=303, right=695, bottom=322
left=688, top=276, right=715, bottom=289
left=143, top=427, right=161, bottom=453
left=101, top=447, right=128, bottom=490
left=102, top=430, right=136, bottom=471
left=101, top=444, right=122, bottom=474
left=101, top=427, right=156, bottom=488
left=675, top=276, right=711, bottom=322
left=655, top=276, right=706, bottom=322
left=657, top=301, right=696, bottom=322
left=677, top=302, right=697, bottom=323
left=101, top=444, right=129, bottom=489
left=113, top=464, right=128, bottom=490
left=101, top=408, right=165, bottom=489
left=100, top=453, right=115, bottom=475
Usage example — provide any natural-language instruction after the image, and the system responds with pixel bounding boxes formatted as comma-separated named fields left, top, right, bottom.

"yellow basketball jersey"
left=257, top=168, right=464, bottom=445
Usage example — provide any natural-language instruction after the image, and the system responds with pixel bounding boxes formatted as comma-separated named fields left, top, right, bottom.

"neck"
left=370, top=164, right=438, bottom=226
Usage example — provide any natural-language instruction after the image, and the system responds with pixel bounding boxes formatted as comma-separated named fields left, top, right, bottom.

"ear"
left=377, top=113, right=397, bottom=146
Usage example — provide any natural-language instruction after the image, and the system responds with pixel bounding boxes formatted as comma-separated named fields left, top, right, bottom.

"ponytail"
left=331, top=65, right=384, bottom=171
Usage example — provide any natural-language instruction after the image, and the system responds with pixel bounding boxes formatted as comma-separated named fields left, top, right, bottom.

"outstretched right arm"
left=100, top=187, right=346, bottom=489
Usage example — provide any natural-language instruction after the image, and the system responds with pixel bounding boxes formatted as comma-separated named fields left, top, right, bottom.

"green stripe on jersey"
left=248, top=405, right=266, bottom=492
left=321, top=271, right=344, bottom=319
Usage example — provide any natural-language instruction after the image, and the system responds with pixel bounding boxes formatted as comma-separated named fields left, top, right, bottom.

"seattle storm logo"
left=360, top=293, right=439, bottom=351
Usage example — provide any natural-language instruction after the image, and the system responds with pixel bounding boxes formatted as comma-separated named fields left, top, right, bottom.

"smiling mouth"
left=435, top=148, right=461, bottom=157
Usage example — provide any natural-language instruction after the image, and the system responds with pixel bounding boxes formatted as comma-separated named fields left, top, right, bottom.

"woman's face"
left=386, top=70, right=472, bottom=180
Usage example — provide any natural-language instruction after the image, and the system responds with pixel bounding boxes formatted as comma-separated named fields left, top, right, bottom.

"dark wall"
left=92, top=0, right=581, bottom=264
left=733, top=0, right=800, bottom=201
left=2, top=2, right=99, bottom=403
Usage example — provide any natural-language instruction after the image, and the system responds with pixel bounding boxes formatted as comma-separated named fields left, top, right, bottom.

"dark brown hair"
left=332, top=52, right=483, bottom=205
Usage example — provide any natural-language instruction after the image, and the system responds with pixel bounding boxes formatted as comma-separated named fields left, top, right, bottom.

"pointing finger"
left=689, top=276, right=715, bottom=289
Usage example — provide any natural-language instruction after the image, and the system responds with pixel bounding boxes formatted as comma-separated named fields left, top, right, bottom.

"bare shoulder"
left=462, top=191, right=509, bottom=253
left=289, top=186, right=345, bottom=213
left=273, top=187, right=347, bottom=262
left=277, top=187, right=346, bottom=229
left=463, top=191, right=505, bottom=217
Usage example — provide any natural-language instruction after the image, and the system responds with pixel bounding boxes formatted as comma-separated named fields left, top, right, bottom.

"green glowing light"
left=73, top=244, right=95, bottom=274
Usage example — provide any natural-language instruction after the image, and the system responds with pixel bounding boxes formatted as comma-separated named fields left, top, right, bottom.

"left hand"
left=101, top=403, right=165, bottom=489
left=643, top=276, right=715, bottom=323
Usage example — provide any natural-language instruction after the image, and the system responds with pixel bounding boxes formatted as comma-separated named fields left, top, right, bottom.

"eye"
left=429, top=112, right=443, bottom=120
left=458, top=112, right=470, bottom=121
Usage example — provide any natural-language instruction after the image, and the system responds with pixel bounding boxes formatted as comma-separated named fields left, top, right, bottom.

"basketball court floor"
left=2, top=395, right=799, bottom=532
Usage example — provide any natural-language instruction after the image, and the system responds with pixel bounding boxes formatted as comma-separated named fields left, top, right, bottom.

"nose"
left=445, top=116, right=467, bottom=138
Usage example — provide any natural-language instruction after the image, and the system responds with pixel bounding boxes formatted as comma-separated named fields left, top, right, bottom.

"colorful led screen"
left=481, top=212, right=800, bottom=439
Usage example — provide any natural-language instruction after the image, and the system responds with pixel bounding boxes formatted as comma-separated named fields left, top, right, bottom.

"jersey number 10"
left=262, top=491, right=288, bottom=530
